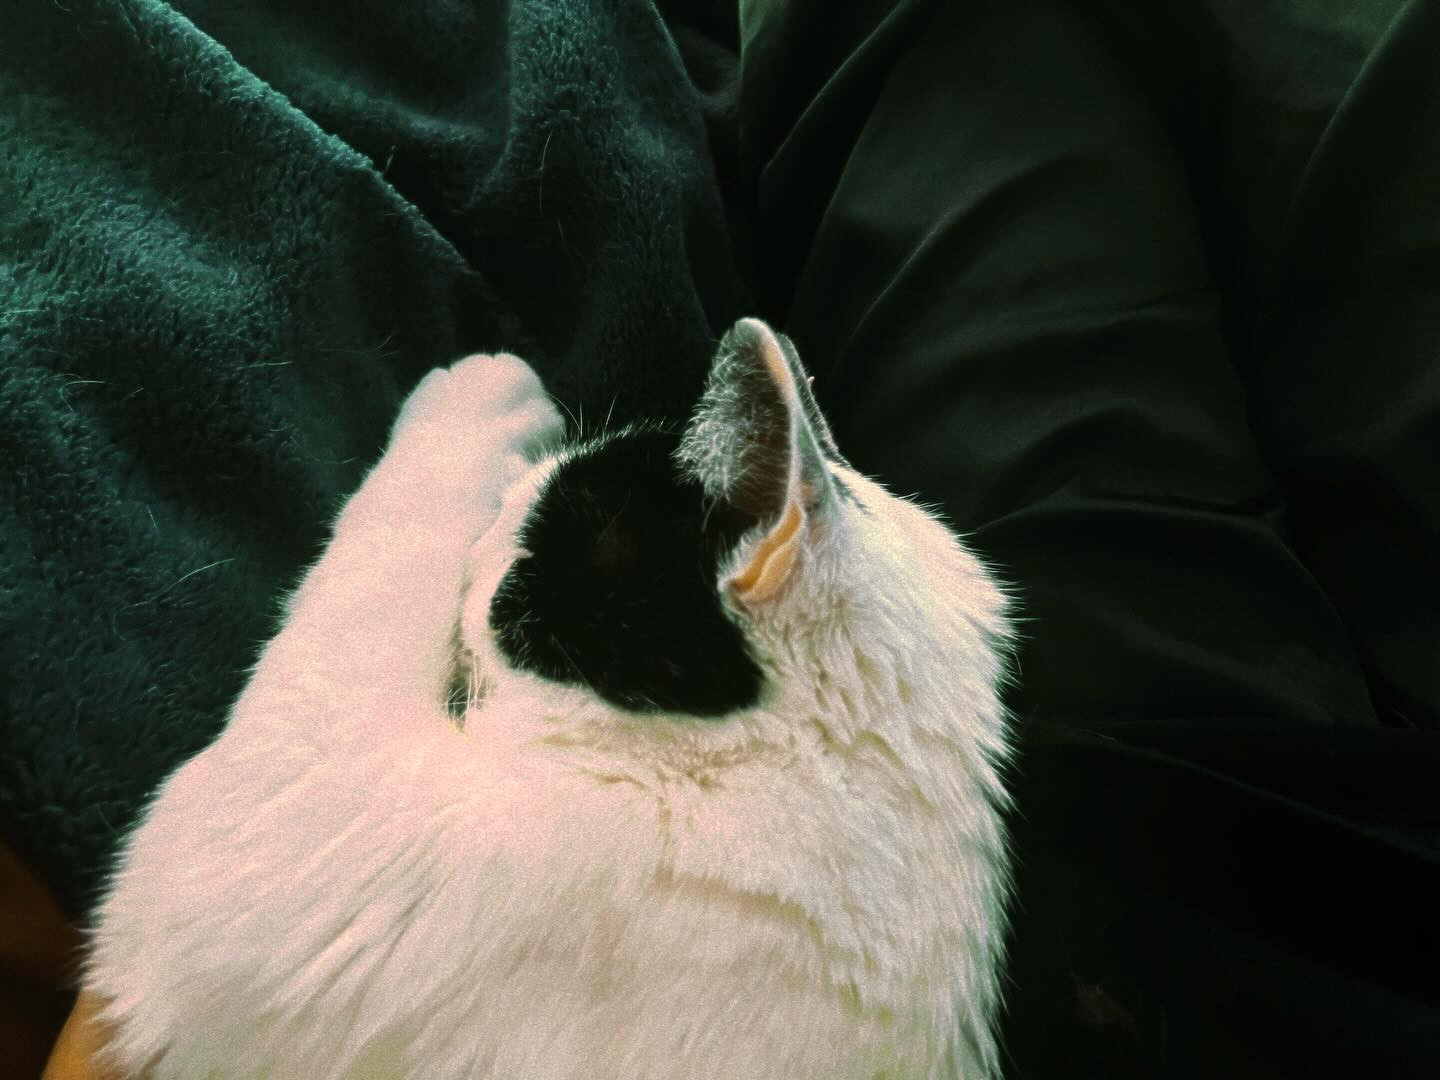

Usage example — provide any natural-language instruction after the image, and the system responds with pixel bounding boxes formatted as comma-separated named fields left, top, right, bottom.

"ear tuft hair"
left=677, top=318, right=837, bottom=527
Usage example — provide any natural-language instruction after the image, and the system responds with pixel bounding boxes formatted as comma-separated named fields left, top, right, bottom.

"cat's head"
left=458, top=318, right=1011, bottom=761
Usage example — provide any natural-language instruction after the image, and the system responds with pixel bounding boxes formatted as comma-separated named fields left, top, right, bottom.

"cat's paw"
left=392, top=353, right=565, bottom=467
left=394, top=353, right=550, bottom=437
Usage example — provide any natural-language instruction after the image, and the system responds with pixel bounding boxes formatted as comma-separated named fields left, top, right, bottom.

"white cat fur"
left=84, top=325, right=1014, bottom=1078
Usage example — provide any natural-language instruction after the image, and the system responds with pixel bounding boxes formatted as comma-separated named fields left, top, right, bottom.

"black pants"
left=708, top=0, right=1440, bottom=1073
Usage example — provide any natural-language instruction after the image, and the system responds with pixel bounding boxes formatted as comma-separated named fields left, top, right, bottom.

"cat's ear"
left=678, top=318, right=840, bottom=607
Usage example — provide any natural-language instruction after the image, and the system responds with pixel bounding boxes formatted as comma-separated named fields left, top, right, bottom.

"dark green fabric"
left=4, top=0, right=1439, bottom=1075
left=1, top=0, right=742, bottom=918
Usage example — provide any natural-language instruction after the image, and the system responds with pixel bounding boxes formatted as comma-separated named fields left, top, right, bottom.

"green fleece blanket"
left=1, top=0, right=743, bottom=919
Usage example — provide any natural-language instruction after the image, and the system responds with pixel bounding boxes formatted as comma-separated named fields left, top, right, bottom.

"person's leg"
left=1248, top=0, right=1440, bottom=730
left=731, top=1, right=1440, bottom=1074
left=738, top=0, right=1375, bottom=727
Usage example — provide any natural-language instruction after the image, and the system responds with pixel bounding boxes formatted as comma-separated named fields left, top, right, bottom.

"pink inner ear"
left=749, top=319, right=796, bottom=397
left=730, top=500, right=804, bottom=605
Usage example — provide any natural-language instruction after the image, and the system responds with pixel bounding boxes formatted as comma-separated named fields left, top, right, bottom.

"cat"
left=81, top=318, right=1015, bottom=1079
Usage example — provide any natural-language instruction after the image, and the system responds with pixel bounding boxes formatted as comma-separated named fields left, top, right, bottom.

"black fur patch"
left=489, top=431, right=765, bottom=717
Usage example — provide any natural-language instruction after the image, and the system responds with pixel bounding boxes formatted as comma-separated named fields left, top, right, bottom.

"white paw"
left=392, top=353, right=565, bottom=464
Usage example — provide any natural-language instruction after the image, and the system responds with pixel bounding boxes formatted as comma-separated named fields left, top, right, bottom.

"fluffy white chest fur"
left=84, top=319, right=1014, bottom=1079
